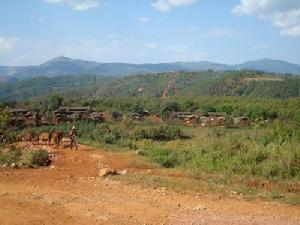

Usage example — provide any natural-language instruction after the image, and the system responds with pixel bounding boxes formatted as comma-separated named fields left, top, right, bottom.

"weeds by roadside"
left=0, top=147, right=50, bottom=168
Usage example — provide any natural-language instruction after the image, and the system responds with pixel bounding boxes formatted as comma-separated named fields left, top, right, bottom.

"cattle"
left=22, top=130, right=35, bottom=147
left=23, top=130, right=34, bottom=142
left=32, top=135, right=40, bottom=146
left=39, top=132, right=51, bottom=145
left=51, top=130, right=63, bottom=149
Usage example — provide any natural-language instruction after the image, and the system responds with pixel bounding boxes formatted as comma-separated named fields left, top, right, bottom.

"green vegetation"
left=0, top=108, right=10, bottom=134
left=132, top=126, right=183, bottom=141
left=0, top=75, right=114, bottom=102
left=138, top=126, right=300, bottom=180
left=1, top=71, right=300, bottom=102
left=0, top=148, right=50, bottom=168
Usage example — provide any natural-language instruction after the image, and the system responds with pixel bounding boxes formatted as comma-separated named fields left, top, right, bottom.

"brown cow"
left=32, top=135, right=40, bottom=146
left=22, top=130, right=35, bottom=147
left=51, top=130, right=63, bottom=149
left=39, top=132, right=51, bottom=145
left=23, top=130, right=34, bottom=142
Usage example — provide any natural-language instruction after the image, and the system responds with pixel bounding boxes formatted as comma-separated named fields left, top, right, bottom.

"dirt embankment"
left=0, top=144, right=299, bottom=225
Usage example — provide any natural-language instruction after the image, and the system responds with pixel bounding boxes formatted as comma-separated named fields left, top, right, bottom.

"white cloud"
left=168, top=0, right=197, bottom=7
left=151, top=0, right=171, bottom=12
left=139, top=17, right=151, bottom=23
left=280, top=25, right=300, bottom=37
left=0, top=37, right=17, bottom=53
left=233, top=0, right=300, bottom=37
left=151, top=0, right=197, bottom=12
left=145, top=42, right=158, bottom=49
left=44, top=0, right=100, bottom=11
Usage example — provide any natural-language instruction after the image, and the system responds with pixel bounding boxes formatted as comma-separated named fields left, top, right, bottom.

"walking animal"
left=51, top=130, right=63, bottom=149
left=39, top=132, right=51, bottom=145
left=22, top=130, right=35, bottom=147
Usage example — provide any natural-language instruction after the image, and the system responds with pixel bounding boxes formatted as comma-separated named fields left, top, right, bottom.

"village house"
left=131, top=113, right=142, bottom=121
left=9, top=109, right=39, bottom=128
left=173, top=112, right=199, bottom=125
left=131, top=110, right=150, bottom=121
left=200, top=116, right=210, bottom=127
left=207, top=112, right=226, bottom=127
left=234, top=117, right=250, bottom=128
left=53, top=106, right=91, bottom=124
left=89, top=112, right=105, bottom=123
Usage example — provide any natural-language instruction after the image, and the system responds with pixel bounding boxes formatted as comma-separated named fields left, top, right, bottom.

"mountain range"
left=0, top=57, right=300, bottom=81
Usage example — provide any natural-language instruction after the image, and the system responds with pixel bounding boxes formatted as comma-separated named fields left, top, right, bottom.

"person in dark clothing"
left=69, top=126, right=78, bottom=150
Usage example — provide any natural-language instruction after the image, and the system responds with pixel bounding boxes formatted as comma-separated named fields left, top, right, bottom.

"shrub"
left=92, top=124, right=126, bottom=145
left=0, top=148, right=50, bottom=168
left=132, top=127, right=148, bottom=140
left=0, top=149, right=21, bottom=166
left=20, top=150, right=50, bottom=167
left=31, top=150, right=50, bottom=166
left=132, top=125, right=182, bottom=141
left=148, top=148, right=180, bottom=168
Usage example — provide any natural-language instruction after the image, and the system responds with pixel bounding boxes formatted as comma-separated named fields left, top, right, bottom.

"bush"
left=20, top=150, right=50, bottom=167
left=31, top=150, right=50, bottom=166
left=92, top=124, right=126, bottom=145
left=0, top=149, right=21, bottom=166
left=132, top=125, right=182, bottom=141
left=147, top=148, right=180, bottom=168
left=0, top=148, right=50, bottom=168
left=132, top=127, right=148, bottom=140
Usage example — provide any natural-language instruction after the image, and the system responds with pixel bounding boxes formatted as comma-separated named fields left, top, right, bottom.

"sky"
left=0, top=0, right=299, bottom=66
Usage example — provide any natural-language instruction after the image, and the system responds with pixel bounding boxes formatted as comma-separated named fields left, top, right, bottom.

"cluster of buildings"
left=8, top=107, right=250, bottom=129
left=173, top=112, right=250, bottom=128
left=9, top=106, right=104, bottom=128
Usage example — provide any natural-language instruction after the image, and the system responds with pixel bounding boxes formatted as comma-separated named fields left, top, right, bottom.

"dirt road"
left=0, top=145, right=299, bottom=225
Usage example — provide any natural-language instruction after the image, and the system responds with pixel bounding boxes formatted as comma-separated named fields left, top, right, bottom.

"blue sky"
left=0, top=0, right=299, bottom=66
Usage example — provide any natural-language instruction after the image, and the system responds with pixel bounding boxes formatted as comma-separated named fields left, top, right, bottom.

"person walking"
left=69, top=126, right=78, bottom=150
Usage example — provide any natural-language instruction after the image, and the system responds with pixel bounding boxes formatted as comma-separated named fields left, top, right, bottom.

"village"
left=8, top=106, right=251, bottom=129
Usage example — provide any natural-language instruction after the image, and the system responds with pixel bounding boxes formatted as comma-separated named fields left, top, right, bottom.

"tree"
left=0, top=108, right=11, bottom=133
left=48, top=94, right=63, bottom=112
left=161, top=101, right=180, bottom=119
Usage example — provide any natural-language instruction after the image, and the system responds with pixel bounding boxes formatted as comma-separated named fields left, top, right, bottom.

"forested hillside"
left=0, top=71, right=299, bottom=102
left=0, top=75, right=114, bottom=102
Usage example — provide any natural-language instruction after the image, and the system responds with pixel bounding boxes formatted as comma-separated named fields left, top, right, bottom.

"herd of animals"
left=21, top=130, right=67, bottom=149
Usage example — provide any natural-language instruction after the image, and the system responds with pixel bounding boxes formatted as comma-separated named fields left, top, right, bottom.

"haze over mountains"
left=0, top=56, right=300, bottom=80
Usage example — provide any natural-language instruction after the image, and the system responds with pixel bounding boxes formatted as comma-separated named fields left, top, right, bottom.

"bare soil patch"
left=243, top=77, right=284, bottom=82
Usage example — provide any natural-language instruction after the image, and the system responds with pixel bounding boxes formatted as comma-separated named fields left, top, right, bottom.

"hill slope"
left=234, top=59, right=300, bottom=75
left=1, top=71, right=299, bottom=102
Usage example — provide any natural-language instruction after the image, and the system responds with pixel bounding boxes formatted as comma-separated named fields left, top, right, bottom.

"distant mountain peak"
left=0, top=57, right=299, bottom=79
left=40, top=56, right=73, bottom=66
left=52, top=56, right=72, bottom=61
left=43, top=56, right=72, bottom=64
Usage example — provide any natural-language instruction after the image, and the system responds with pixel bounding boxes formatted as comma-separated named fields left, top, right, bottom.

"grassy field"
left=12, top=119, right=299, bottom=204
